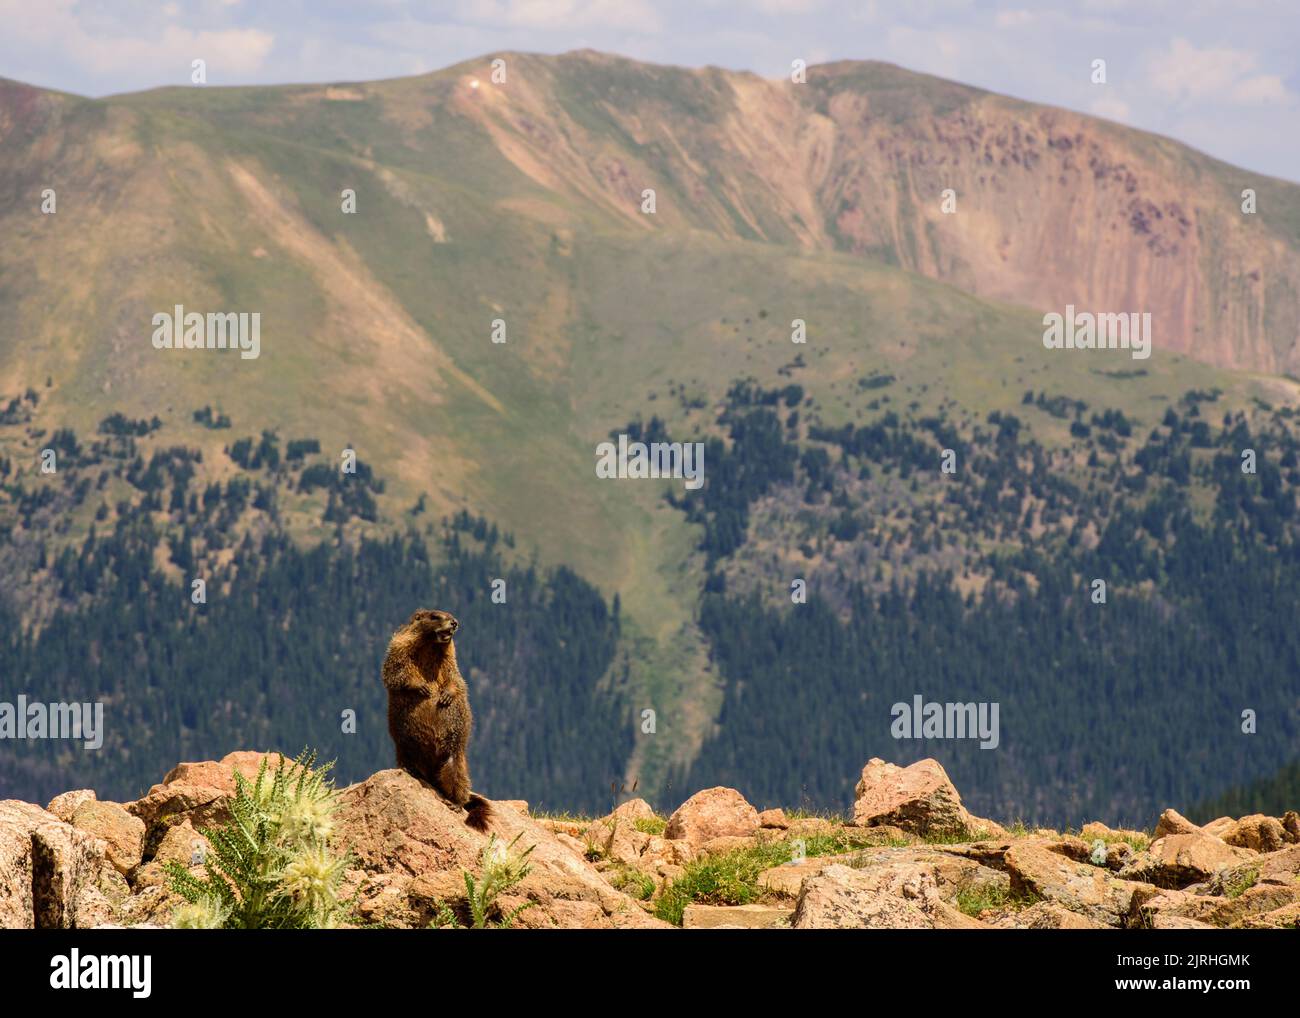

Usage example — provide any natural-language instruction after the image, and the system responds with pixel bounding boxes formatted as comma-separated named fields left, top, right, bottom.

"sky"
left=0, top=0, right=1296, bottom=181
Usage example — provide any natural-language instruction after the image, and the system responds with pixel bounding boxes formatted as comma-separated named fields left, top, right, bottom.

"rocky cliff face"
left=3, top=752, right=1297, bottom=929
left=449, top=52, right=1300, bottom=374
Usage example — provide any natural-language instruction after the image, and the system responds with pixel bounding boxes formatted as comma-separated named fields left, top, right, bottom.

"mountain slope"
left=1, top=53, right=1298, bottom=818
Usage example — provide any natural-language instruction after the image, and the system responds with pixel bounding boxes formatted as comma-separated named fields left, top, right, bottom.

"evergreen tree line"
left=2, top=518, right=631, bottom=814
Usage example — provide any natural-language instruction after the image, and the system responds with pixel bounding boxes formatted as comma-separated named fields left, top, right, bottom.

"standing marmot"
left=383, top=609, right=492, bottom=831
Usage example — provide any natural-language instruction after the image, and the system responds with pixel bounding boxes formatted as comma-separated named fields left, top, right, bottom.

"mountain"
left=1, top=52, right=1298, bottom=824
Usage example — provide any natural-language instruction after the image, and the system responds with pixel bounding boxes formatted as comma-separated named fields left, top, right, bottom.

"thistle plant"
left=165, top=750, right=352, bottom=929
left=431, top=832, right=537, bottom=929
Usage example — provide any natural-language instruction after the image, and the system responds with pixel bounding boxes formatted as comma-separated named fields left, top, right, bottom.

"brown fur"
left=383, top=609, right=492, bottom=831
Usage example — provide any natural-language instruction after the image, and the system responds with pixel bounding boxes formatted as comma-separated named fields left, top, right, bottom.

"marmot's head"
left=405, top=608, right=459, bottom=644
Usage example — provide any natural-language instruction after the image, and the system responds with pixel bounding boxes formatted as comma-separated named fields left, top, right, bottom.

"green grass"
left=633, top=816, right=667, bottom=836
left=954, top=884, right=1042, bottom=918
left=653, top=830, right=897, bottom=925
left=608, top=865, right=656, bottom=901
left=654, top=842, right=791, bottom=925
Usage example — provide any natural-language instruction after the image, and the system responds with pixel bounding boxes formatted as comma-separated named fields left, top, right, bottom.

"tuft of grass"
left=608, top=865, right=657, bottom=901
left=633, top=816, right=668, bottom=836
left=955, top=883, right=1041, bottom=917
left=531, top=810, right=593, bottom=825
left=654, top=842, right=790, bottom=925
left=653, top=830, right=889, bottom=925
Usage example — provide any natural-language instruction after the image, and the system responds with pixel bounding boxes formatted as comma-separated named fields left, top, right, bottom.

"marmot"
left=383, top=609, right=492, bottom=831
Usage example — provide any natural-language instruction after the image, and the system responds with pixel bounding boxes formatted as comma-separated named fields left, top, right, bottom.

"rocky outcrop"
left=850, top=758, right=1003, bottom=837
left=1118, top=831, right=1256, bottom=888
left=336, top=769, right=668, bottom=929
left=664, top=787, right=760, bottom=847
left=792, top=862, right=985, bottom=929
left=0, top=800, right=127, bottom=929
left=3, top=753, right=1297, bottom=930
left=1003, top=841, right=1149, bottom=926
left=128, top=750, right=284, bottom=855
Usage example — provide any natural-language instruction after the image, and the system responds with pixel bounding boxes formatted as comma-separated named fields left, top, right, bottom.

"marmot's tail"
left=465, top=794, right=493, bottom=832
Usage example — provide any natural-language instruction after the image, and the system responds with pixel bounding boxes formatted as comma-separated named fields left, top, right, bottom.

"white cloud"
left=0, top=1, right=274, bottom=81
left=457, top=0, right=662, bottom=34
left=1146, top=37, right=1292, bottom=106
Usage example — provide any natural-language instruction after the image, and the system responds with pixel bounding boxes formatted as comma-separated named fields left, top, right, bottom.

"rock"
left=1118, top=832, right=1256, bottom=889
left=131, top=820, right=210, bottom=890
left=582, top=798, right=659, bottom=866
left=1004, top=841, right=1148, bottom=926
left=850, top=758, right=1002, bottom=838
left=116, top=884, right=187, bottom=927
left=791, top=862, right=985, bottom=929
left=1130, top=881, right=1300, bottom=929
left=1241, top=902, right=1300, bottom=929
left=1152, top=808, right=1201, bottom=840
left=1219, top=815, right=1287, bottom=854
left=1201, top=817, right=1236, bottom=838
left=0, top=800, right=128, bottom=929
left=46, top=790, right=96, bottom=823
left=129, top=750, right=288, bottom=854
left=70, top=800, right=145, bottom=876
left=763, top=845, right=1006, bottom=902
left=1251, top=844, right=1300, bottom=885
left=1080, top=821, right=1146, bottom=849
left=498, top=800, right=529, bottom=816
left=1282, top=811, right=1300, bottom=844
left=1055, top=833, right=1133, bottom=870
left=683, top=903, right=792, bottom=929
left=0, top=801, right=42, bottom=927
left=1153, top=915, right=1218, bottom=929
left=664, top=787, right=759, bottom=848
left=758, top=808, right=789, bottom=830
left=335, top=768, right=667, bottom=928
left=991, top=901, right=1108, bottom=929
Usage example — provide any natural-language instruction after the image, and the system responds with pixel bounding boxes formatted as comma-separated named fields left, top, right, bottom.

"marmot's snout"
left=411, top=608, right=459, bottom=642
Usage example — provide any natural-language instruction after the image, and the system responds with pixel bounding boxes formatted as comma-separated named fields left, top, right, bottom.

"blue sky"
left=1, top=1, right=1296, bottom=181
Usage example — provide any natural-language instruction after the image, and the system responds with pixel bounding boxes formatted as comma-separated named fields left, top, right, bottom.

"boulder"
left=1241, top=901, right=1300, bottom=929
left=991, top=901, right=1108, bottom=929
left=1152, top=808, right=1201, bottom=840
left=0, top=800, right=127, bottom=929
left=757, top=808, right=789, bottom=830
left=131, top=820, right=210, bottom=890
left=664, top=787, right=759, bottom=848
left=1004, top=840, right=1148, bottom=926
left=791, top=862, right=985, bottom=929
left=128, top=750, right=288, bottom=853
left=1118, top=832, right=1256, bottom=889
left=1254, top=844, right=1300, bottom=884
left=582, top=798, right=659, bottom=866
left=1133, top=882, right=1300, bottom=929
left=763, top=845, right=1006, bottom=901
left=1080, top=821, right=1147, bottom=849
left=1219, top=815, right=1287, bottom=854
left=1283, top=811, right=1300, bottom=844
left=70, top=800, right=145, bottom=876
left=46, top=790, right=96, bottom=823
left=682, top=903, right=792, bottom=929
left=1201, top=817, right=1236, bottom=838
left=334, top=768, right=668, bottom=928
left=850, top=758, right=1002, bottom=837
